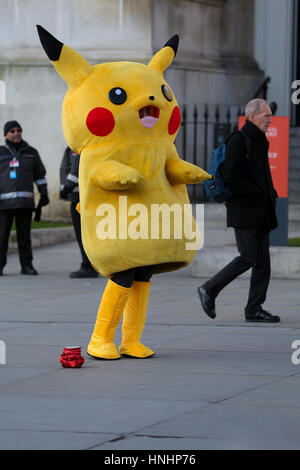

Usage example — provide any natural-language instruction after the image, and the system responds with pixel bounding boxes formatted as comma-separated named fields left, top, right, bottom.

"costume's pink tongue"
left=140, top=116, right=159, bottom=128
left=139, top=106, right=160, bottom=128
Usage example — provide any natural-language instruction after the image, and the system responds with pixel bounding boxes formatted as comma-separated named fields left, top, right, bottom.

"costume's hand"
left=185, top=168, right=212, bottom=183
left=166, top=158, right=212, bottom=185
left=118, top=168, right=143, bottom=186
left=93, top=164, right=143, bottom=191
left=39, top=193, right=49, bottom=207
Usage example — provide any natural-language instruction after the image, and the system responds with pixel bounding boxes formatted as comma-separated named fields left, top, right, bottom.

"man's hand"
left=39, top=193, right=49, bottom=207
left=60, top=185, right=70, bottom=200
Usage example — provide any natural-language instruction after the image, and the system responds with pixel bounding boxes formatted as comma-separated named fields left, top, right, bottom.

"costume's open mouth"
left=139, top=106, right=160, bottom=128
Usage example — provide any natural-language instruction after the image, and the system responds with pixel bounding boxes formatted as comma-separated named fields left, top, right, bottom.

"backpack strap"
left=224, top=130, right=240, bottom=145
left=240, top=130, right=252, bottom=161
left=225, top=129, right=252, bottom=161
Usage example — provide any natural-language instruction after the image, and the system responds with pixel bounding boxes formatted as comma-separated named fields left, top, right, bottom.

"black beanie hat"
left=4, top=120, right=22, bottom=136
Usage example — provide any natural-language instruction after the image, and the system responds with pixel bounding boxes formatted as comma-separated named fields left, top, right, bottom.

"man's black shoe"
left=69, top=266, right=99, bottom=279
left=21, top=265, right=38, bottom=275
left=197, top=285, right=216, bottom=319
left=245, top=309, right=280, bottom=323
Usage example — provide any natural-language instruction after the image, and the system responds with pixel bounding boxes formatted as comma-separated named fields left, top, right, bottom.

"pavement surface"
left=0, top=241, right=300, bottom=450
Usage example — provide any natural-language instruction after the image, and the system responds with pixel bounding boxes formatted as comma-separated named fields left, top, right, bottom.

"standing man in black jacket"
left=60, top=147, right=98, bottom=278
left=0, top=121, right=49, bottom=275
left=198, top=99, right=280, bottom=323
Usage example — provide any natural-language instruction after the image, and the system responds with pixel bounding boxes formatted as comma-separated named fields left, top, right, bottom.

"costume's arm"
left=92, top=160, right=143, bottom=191
left=165, top=155, right=211, bottom=185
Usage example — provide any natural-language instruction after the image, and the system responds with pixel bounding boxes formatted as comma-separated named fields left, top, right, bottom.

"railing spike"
left=204, top=103, right=209, bottom=119
left=226, top=106, right=231, bottom=123
left=193, top=105, right=198, bottom=119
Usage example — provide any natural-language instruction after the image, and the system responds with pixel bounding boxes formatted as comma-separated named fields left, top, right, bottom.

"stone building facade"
left=0, top=0, right=267, bottom=219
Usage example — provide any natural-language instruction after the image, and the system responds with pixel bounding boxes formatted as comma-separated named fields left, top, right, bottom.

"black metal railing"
left=177, top=79, right=278, bottom=202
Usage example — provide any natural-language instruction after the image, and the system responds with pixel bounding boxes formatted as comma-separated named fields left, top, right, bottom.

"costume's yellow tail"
left=119, top=281, right=155, bottom=358
left=87, top=280, right=130, bottom=360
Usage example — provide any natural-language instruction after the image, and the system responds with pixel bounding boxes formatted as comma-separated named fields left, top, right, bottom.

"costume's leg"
left=87, top=279, right=131, bottom=359
left=119, top=281, right=155, bottom=358
left=120, top=266, right=155, bottom=358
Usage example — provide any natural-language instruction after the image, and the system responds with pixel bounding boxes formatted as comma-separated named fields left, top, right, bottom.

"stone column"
left=152, top=0, right=263, bottom=106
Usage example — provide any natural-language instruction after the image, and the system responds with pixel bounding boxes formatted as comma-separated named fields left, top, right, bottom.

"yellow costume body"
left=37, top=26, right=211, bottom=359
left=79, top=135, right=203, bottom=276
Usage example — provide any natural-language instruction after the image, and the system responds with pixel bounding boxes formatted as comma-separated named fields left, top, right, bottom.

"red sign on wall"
left=238, top=116, right=289, bottom=198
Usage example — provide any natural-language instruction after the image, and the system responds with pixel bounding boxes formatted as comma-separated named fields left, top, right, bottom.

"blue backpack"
left=204, top=131, right=251, bottom=203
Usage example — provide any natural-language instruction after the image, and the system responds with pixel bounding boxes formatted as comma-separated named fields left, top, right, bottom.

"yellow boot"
left=119, top=281, right=155, bottom=358
left=87, top=280, right=130, bottom=360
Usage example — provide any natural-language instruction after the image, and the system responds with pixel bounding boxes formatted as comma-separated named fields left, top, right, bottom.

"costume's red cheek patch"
left=86, top=107, right=115, bottom=136
left=168, top=106, right=181, bottom=135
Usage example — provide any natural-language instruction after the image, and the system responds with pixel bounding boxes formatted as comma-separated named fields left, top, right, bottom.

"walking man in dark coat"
left=198, top=99, right=280, bottom=323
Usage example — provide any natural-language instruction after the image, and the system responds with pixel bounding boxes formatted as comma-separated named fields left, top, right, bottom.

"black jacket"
left=59, top=147, right=79, bottom=202
left=223, top=120, right=278, bottom=231
left=0, top=140, right=47, bottom=210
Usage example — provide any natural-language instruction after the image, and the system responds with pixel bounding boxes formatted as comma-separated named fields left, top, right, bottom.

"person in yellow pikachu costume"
left=37, top=25, right=211, bottom=360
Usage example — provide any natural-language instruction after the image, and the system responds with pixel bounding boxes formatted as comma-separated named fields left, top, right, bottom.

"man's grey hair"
left=245, top=99, right=268, bottom=118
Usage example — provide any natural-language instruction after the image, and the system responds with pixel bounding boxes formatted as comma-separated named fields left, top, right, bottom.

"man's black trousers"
left=0, top=208, right=33, bottom=269
left=204, top=228, right=271, bottom=315
left=70, top=201, right=92, bottom=269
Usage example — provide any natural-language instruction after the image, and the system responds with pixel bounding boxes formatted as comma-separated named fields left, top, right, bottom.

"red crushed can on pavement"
left=60, top=346, right=85, bottom=368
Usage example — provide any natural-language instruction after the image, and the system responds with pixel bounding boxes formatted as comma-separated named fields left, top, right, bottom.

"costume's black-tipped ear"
left=163, top=35, right=179, bottom=58
left=148, top=34, right=179, bottom=76
left=36, top=25, right=63, bottom=61
left=36, top=25, right=93, bottom=89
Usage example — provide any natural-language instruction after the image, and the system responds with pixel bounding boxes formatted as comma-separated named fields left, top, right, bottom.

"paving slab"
left=0, top=367, right=52, bottom=386
left=133, top=402, right=300, bottom=450
left=0, top=362, right=278, bottom=404
left=226, top=376, right=300, bottom=408
left=0, top=395, right=203, bottom=435
left=92, top=435, right=243, bottom=451
left=0, top=241, right=300, bottom=450
left=0, top=430, right=116, bottom=451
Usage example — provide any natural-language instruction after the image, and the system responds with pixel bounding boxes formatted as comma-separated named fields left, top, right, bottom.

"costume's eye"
left=161, top=84, right=173, bottom=102
left=108, top=87, right=127, bottom=105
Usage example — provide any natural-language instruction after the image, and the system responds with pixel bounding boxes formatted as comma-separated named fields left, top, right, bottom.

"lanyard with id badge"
left=9, top=158, right=19, bottom=179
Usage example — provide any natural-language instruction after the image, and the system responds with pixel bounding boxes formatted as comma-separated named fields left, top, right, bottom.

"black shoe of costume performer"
left=21, top=264, right=38, bottom=275
left=69, top=266, right=99, bottom=278
left=198, top=285, right=216, bottom=319
left=245, top=309, right=280, bottom=323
